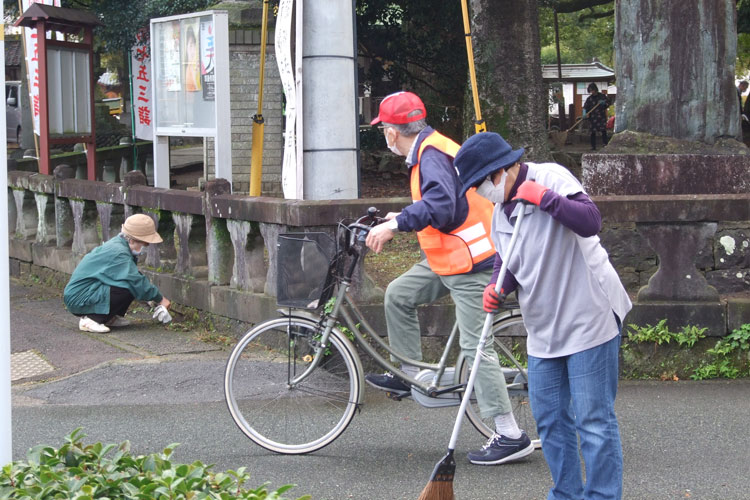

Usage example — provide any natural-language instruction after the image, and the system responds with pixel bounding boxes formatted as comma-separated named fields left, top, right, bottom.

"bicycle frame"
left=281, top=216, right=522, bottom=399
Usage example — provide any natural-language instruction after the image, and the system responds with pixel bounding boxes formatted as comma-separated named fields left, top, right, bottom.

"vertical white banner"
left=131, top=29, right=153, bottom=140
left=276, top=0, right=298, bottom=199
left=1, top=22, right=13, bottom=466
left=20, top=0, right=60, bottom=135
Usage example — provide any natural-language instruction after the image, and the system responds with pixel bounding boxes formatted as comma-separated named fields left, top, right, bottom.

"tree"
left=538, top=4, right=615, bottom=67
left=60, top=0, right=216, bottom=53
left=357, top=0, right=467, bottom=140
left=469, top=0, right=550, bottom=160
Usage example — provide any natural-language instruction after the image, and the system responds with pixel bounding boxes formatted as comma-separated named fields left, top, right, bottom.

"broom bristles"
left=417, top=480, right=453, bottom=500
left=417, top=450, right=456, bottom=500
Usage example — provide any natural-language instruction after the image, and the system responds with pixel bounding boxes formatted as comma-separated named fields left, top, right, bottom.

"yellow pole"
left=460, top=0, right=486, bottom=134
left=250, top=0, right=270, bottom=196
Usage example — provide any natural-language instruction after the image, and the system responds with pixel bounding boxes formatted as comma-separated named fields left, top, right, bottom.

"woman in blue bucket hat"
left=454, top=132, right=632, bottom=500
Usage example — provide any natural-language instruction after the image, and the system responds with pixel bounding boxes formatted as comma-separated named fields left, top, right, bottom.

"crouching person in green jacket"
left=64, top=214, right=172, bottom=333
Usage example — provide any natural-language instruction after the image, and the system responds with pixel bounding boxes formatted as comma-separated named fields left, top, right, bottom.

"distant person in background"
left=64, top=214, right=172, bottom=333
left=738, top=80, right=749, bottom=123
left=583, top=83, right=610, bottom=151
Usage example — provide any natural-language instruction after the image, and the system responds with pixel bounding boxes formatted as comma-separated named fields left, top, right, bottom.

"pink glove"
left=513, top=180, right=549, bottom=206
left=483, top=284, right=505, bottom=313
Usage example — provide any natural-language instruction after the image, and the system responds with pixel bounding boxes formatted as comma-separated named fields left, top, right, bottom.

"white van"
left=6, top=81, right=23, bottom=144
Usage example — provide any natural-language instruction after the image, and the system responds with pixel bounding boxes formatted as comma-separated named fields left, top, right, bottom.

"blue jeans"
left=528, top=334, right=623, bottom=500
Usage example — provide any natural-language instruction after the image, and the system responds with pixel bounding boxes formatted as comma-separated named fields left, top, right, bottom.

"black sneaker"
left=467, top=432, right=534, bottom=465
left=365, top=372, right=410, bottom=394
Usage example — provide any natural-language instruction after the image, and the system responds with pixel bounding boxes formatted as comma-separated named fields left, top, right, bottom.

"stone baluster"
left=228, top=219, right=266, bottom=292
left=34, top=192, right=55, bottom=245
left=70, top=199, right=101, bottom=255
left=173, top=213, right=194, bottom=276
left=12, top=189, right=37, bottom=240
left=54, top=196, right=74, bottom=248
left=143, top=211, right=162, bottom=269
left=96, top=202, right=114, bottom=242
left=632, top=221, right=723, bottom=335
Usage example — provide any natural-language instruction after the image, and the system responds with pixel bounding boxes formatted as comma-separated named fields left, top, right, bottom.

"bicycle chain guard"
left=411, top=368, right=462, bottom=408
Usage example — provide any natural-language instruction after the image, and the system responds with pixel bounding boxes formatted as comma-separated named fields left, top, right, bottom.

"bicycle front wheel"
left=457, top=312, right=538, bottom=444
left=224, top=316, right=363, bottom=454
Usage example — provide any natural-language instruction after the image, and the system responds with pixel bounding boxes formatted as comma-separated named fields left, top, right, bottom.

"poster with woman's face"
left=163, top=21, right=181, bottom=92
left=182, top=19, right=202, bottom=92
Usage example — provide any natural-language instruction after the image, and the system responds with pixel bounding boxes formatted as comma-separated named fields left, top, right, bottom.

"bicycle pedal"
left=386, top=390, right=410, bottom=401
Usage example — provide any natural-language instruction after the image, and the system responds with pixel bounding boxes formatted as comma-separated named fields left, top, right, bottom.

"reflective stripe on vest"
left=410, top=131, right=496, bottom=275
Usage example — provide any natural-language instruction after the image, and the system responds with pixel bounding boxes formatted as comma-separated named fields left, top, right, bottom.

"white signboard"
left=20, top=0, right=61, bottom=135
left=150, top=11, right=230, bottom=189
left=132, top=29, right=153, bottom=140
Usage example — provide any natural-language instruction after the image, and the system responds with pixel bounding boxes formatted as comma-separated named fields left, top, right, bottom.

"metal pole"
left=250, top=0, right=270, bottom=196
left=0, top=20, right=13, bottom=466
left=128, top=48, right=138, bottom=171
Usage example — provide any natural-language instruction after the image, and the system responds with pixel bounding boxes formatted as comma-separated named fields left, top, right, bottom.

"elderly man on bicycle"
left=364, top=91, right=533, bottom=465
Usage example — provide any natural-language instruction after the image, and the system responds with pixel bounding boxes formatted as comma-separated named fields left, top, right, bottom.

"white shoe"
left=105, top=316, right=131, bottom=327
left=79, top=316, right=110, bottom=333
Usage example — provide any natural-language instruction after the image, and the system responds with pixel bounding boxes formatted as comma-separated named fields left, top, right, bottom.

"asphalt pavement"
left=8, top=278, right=750, bottom=499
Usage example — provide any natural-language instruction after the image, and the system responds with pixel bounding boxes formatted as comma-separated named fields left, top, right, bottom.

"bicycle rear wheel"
left=457, top=313, right=538, bottom=444
left=224, top=316, right=362, bottom=454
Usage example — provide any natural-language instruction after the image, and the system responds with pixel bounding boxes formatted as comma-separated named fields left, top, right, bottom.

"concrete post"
left=301, top=0, right=359, bottom=199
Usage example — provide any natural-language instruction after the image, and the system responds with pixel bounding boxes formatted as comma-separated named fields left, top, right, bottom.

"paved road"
left=9, top=279, right=750, bottom=499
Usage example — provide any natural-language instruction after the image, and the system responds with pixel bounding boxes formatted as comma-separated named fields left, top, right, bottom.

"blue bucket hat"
left=454, top=132, right=524, bottom=197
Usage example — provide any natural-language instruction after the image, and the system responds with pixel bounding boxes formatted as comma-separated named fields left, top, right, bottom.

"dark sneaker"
left=365, top=372, right=410, bottom=394
left=467, top=432, right=534, bottom=465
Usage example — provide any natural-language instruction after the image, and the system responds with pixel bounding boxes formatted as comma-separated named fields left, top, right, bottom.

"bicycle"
left=224, top=208, right=537, bottom=455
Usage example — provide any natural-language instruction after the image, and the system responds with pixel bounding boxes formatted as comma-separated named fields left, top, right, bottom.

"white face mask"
left=385, top=128, right=401, bottom=156
left=475, top=170, right=507, bottom=204
left=129, top=241, right=146, bottom=256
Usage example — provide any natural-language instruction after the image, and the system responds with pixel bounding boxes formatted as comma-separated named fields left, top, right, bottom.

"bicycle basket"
left=276, top=232, right=337, bottom=309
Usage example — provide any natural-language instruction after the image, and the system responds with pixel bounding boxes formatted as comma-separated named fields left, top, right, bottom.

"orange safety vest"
left=410, top=131, right=496, bottom=276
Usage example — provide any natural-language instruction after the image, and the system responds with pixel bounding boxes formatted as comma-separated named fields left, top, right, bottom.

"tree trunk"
left=468, top=0, right=550, bottom=161
left=615, top=0, right=740, bottom=144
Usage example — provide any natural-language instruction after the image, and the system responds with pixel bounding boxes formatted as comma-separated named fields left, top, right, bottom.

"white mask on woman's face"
left=385, top=128, right=401, bottom=156
left=129, top=241, right=146, bottom=256
left=475, top=170, right=507, bottom=204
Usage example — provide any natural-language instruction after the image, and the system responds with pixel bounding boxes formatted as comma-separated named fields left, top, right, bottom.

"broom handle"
left=565, top=101, right=601, bottom=133
left=447, top=203, right=527, bottom=450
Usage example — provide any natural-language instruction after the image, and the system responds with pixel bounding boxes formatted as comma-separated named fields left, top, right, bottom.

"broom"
left=418, top=203, right=528, bottom=500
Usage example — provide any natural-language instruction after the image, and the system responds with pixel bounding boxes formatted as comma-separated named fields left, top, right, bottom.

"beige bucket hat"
left=122, top=214, right=163, bottom=244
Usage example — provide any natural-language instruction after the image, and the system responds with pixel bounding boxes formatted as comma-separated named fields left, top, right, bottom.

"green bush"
left=0, top=429, right=311, bottom=500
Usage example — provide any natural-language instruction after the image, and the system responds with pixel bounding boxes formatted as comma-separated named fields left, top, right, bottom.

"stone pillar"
left=614, top=0, right=738, bottom=143
left=204, top=179, right=232, bottom=285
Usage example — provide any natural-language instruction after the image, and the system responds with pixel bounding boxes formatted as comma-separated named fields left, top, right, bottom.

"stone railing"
left=7, top=169, right=750, bottom=337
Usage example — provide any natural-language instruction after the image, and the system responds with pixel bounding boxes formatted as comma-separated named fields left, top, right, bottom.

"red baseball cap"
left=370, top=91, right=427, bottom=125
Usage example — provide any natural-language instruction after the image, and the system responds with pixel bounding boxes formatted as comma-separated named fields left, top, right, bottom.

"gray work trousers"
left=384, top=259, right=513, bottom=418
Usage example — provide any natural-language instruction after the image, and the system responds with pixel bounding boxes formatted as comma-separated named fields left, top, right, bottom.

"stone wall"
left=7, top=170, right=750, bottom=339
